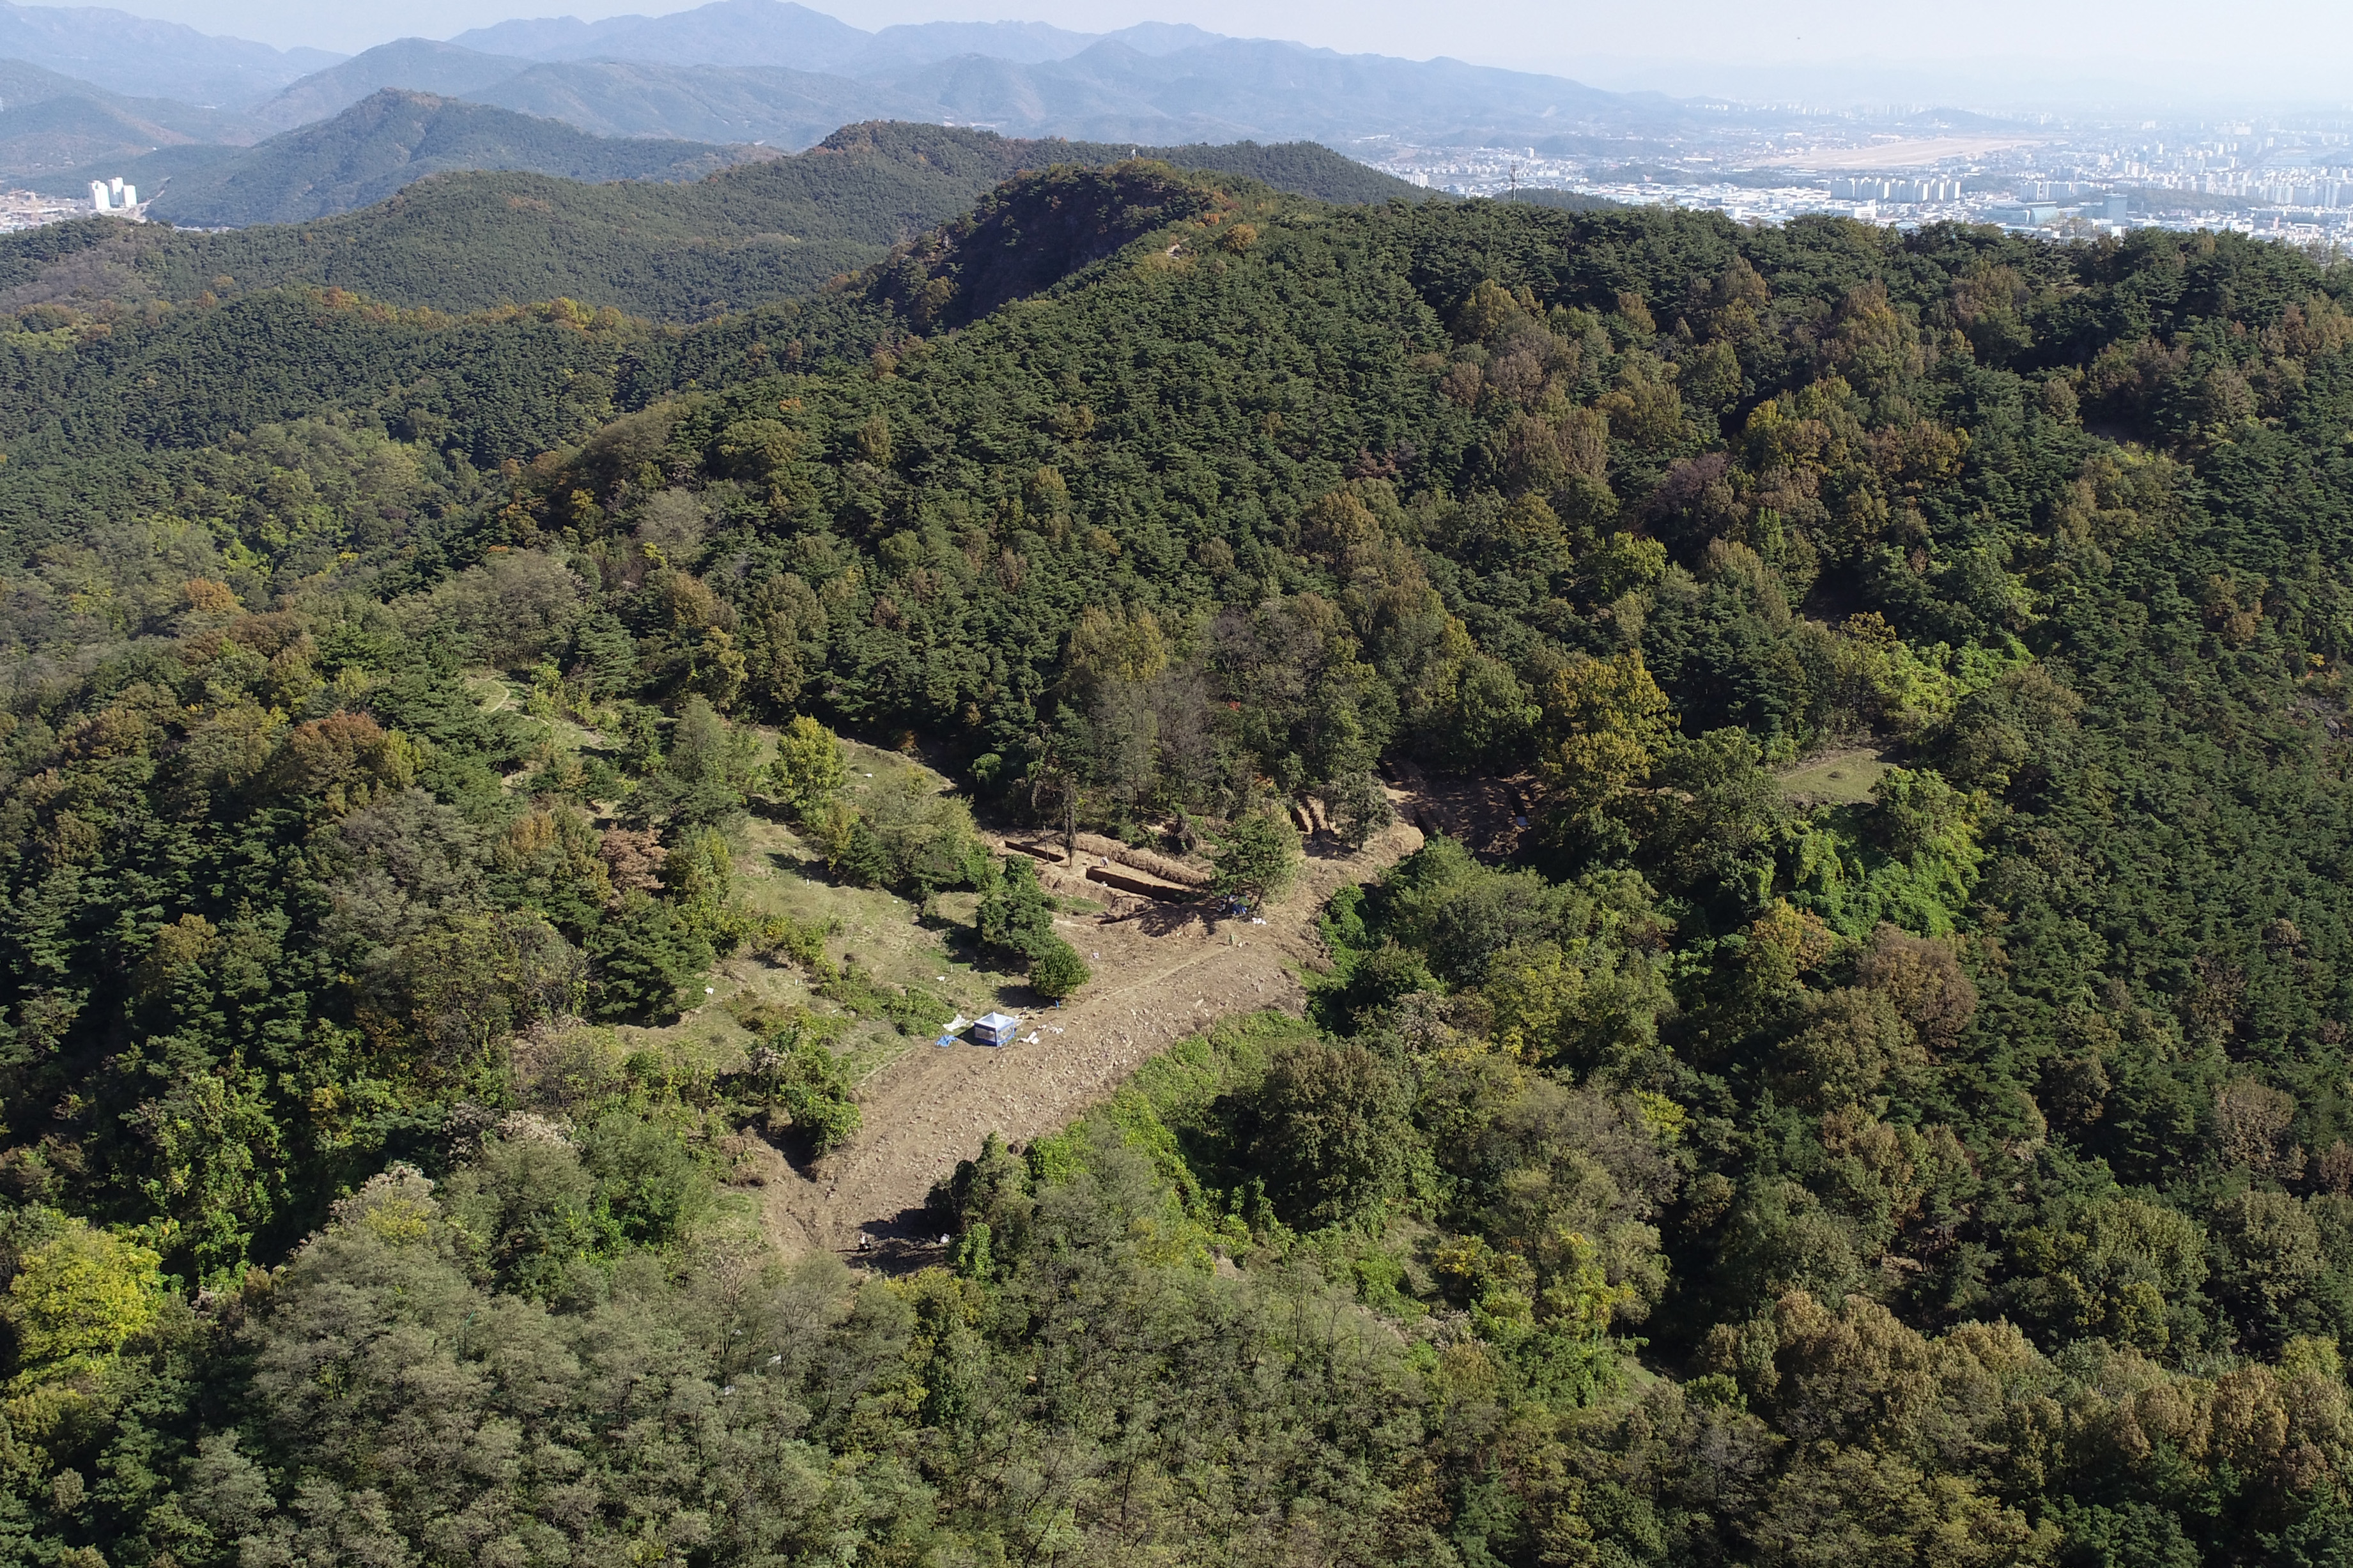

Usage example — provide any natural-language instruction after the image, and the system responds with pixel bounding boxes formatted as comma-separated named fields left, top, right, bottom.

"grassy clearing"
left=465, top=672, right=520, bottom=714
left=622, top=739, right=1033, bottom=1085
left=1775, top=747, right=1889, bottom=806
left=467, top=672, right=626, bottom=803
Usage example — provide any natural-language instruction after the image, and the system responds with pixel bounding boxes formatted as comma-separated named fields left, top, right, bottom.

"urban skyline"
left=1369, top=112, right=2353, bottom=249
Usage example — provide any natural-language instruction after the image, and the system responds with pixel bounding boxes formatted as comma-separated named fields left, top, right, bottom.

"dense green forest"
left=0, top=139, right=2350, bottom=1565
left=0, top=121, right=1420, bottom=323
left=1503, top=187, right=1627, bottom=213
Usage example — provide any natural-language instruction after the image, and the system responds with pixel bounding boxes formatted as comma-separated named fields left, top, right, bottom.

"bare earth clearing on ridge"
left=720, top=737, right=1892, bottom=1261
left=740, top=803, right=1424, bottom=1264
left=475, top=697, right=1455, bottom=1261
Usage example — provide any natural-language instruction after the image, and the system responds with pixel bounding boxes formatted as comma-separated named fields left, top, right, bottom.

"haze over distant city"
left=2, top=0, right=2350, bottom=244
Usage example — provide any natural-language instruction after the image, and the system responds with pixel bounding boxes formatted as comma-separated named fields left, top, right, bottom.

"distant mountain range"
left=240, top=7, right=1669, bottom=152
left=0, top=0, right=334, bottom=107
left=248, top=42, right=943, bottom=146
left=470, top=60, right=937, bottom=146
left=872, top=37, right=1646, bottom=144
left=137, top=89, right=756, bottom=226
left=446, top=5, right=1223, bottom=73
left=248, top=39, right=537, bottom=131
left=0, top=56, right=263, bottom=178
left=0, top=0, right=1685, bottom=144
left=0, top=0, right=1713, bottom=227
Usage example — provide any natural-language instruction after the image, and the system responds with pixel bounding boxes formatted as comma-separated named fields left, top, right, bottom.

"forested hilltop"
left=0, top=119, right=1420, bottom=322
left=139, top=91, right=756, bottom=230
left=1, top=152, right=2352, bottom=1565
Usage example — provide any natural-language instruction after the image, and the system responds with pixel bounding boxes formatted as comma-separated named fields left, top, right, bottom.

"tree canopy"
left=0, top=153, right=2350, bottom=1564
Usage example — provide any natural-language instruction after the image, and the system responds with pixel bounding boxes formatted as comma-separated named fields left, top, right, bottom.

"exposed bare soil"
left=743, top=804, right=1425, bottom=1264
left=1384, top=757, right=1536, bottom=861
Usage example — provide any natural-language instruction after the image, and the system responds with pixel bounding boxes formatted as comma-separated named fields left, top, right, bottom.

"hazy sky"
left=102, top=0, right=2353, bottom=104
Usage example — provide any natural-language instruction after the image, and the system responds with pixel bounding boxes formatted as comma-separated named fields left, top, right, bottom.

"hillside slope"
left=467, top=58, right=934, bottom=145
left=248, top=38, right=539, bottom=131
left=0, top=0, right=337, bottom=107
left=316, top=0, right=1684, bottom=151
left=0, top=93, right=184, bottom=180
left=865, top=160, right=1228, bottom=331
left=2, top=175, right=2353, bottom=1565
left=877, top=35, right=1646, bottom=144
left=0, top=57, right=264, bottom=181
left=0, top=163, right=1276, bottom=449
left=144, top=91, right=756, bottom=228
left=1146, top=137, right=1426, bottom=204
left=0, top=121, right=1421, bottom=319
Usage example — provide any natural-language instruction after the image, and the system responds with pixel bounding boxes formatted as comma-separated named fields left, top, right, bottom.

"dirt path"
left=750, top=811, right=1424, bottom=1260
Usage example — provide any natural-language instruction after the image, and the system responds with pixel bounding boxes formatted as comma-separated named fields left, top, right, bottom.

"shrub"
left=769, top=714, right=846, bottom=820
left=1212, top=807, right=1302, bottom=907
left=740, top=1010, right=864, bottom=1154
left=817, top=962, right=953, bottom=1036
left=1028, top=937, right=1092, bottom=1000
left=757, top=912, right=836, bottom=978
left=585, top=893, right=714, bottom=1021
left=1250, top=1041, right=1411, bottom=1227
left=977, top=856, right=1056, bottom=958
left=639, top=696, right=755, bottom=827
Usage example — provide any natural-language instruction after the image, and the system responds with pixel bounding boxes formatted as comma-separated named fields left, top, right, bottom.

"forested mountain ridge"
left=0, top=0, right=337, bottom=109
left=144, top=91, right=758, bottom=229
left=0, top=0, right=1698, bottom=160
left=0, top=159, right=1250, bottom=548
left=344, top=1, right=1670, bottom=148
left=0, top=120, right=1418, bottom=321
left=0, top=56, right=265, bottom=180
left=1, top=161, right=2352, bottom=1565
left=246, top=38, right=541, bottom=131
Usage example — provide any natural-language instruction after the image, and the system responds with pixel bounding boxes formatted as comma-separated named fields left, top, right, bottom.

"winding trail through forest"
left=748, top=811, right=1425, bottom=1262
